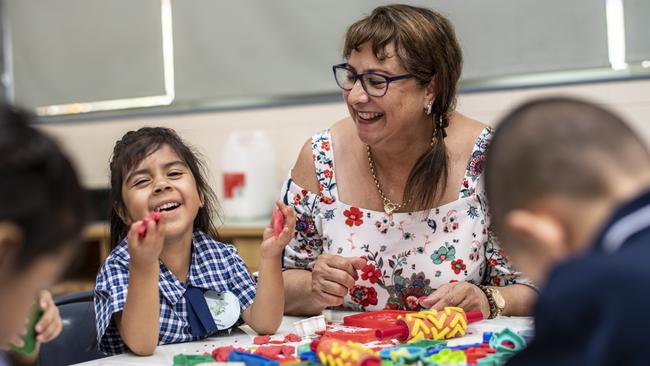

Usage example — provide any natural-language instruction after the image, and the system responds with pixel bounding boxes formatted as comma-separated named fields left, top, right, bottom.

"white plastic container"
left=293, top=314, right=326, bottom=337
left=221, top=130, right=276, bottom=220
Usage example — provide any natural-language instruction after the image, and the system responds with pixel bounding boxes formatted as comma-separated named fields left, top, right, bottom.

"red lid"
left=465, top=311, right=484, bottom=324
left=375, top=324, right=409, bottom=342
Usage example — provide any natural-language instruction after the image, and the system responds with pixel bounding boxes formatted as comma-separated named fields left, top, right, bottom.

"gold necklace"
left=366, top=134, right=437, bottom=215
left=366, top=145, right=406, bottom=215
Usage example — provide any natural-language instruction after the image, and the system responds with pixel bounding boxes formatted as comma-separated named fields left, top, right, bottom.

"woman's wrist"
left=477, top=285, right=505, bottom=319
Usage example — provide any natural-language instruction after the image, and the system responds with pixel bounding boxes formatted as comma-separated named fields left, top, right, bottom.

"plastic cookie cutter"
left=422, top=349, right=467, bottom=366
left=463, top=345, right=497, bottom=365
left=378, top=347, right=425, bottom=365
left=293, top=314, right=326, bottom=337
left=488, top=328, right=527, bottom=353
left=375, top=307, right=483, bottom=342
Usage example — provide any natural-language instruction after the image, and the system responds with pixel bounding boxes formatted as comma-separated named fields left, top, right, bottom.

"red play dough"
left=137, top=211, right=162, bottom=240
left=272, top=209, right=284, bottom=238
left=253, top=335, right=272, bottom=345
left=283, top=333, right=301, bottom=342
left=212, top=345, right=244, bottom=362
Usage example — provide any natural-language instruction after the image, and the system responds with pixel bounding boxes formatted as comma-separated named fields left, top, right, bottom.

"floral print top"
left=281, top=128, right=525, bottom=311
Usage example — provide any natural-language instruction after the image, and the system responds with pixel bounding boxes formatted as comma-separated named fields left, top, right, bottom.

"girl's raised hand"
left=127, top=211, right=167, bottom=268
left=260, top=201, right=296, bottom=259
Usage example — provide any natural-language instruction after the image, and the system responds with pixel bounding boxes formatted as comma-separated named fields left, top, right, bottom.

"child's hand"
left=34, top=290, right=62, bottom=343
left=259, top=202, right=296, bottom=259
left=0, top=290, right=60, bottom=352
left=127, top=211, right=167, bottom=268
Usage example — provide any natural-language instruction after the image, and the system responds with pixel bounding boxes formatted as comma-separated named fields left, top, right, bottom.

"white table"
left=77, top=311, right=533, bottom=365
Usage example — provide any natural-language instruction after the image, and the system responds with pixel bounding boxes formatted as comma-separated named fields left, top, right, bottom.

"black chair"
left=38, top=291, right=106, bottom=366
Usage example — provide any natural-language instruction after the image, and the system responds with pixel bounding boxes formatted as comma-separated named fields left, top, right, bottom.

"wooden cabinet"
left=217, top=221, right=267, bottom=273
left=52, top=221, right=265, bottom=296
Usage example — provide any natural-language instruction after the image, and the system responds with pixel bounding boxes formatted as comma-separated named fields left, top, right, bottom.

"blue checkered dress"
left=94, top=231, right=257, bottom=355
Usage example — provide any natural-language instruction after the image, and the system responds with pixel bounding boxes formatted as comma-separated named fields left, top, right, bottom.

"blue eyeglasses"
left=332, top=63, right=415, bottom=97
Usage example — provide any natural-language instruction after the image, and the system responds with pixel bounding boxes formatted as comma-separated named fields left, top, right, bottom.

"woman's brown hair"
left=344, top=4, right=463, bottom=210
left=108, top=127, right=219, bottom=248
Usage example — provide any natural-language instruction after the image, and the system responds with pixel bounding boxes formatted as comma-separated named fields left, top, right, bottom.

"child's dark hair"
left=485, top=97, right=650, bottom=245
left=109, top=127, right=219, bottom=247
left=0, top=104, right=87, bottom=269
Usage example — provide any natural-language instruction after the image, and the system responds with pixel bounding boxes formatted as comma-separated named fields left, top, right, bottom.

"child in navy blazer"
left=485, top=97, right=650, bottom=366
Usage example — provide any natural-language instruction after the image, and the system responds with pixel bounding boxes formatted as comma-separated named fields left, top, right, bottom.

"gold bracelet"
left=478, top=285, right=504, bottom=319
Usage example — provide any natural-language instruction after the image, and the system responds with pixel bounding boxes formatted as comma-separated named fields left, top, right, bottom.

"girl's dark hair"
left=0, top=104, right=87, bottom=269
left=344, top=4, right=463, bottom=210
left=109, top=127, right=219, bottom=248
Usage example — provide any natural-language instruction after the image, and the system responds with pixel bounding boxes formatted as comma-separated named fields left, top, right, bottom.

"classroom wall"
left=39, top=79, right=650, bottom=201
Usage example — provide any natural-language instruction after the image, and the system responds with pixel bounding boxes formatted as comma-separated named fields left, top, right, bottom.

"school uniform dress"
left=94, top=231, right=256, bottom=355
left=508, top=190, right=650, bottom=365
left=282, top=128, right=528, bottom=311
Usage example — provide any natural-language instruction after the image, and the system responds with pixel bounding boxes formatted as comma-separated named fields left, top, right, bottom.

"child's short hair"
left=485, top=97, right=650, bottom=246
left=109, top=127, right=218, bottom=247
left=0, top=104, right=87, bottom=268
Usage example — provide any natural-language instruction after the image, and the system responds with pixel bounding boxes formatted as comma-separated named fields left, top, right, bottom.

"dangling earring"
left=435, top=113, right=448, bottom=139
left=425, top=101, right=433, bottom=115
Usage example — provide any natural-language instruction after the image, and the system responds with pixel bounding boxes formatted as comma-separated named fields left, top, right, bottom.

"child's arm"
left=116, top=215, right=166, bottom=356
left=241, top=202, right=296, bottom=334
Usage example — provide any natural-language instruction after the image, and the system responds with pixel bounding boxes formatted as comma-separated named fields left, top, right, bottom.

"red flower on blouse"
left=451, top=259, right=466, bottom=274
left=343, top=207, right=364, bottom=227
left=321, top=141, right=330, bottom=151
left=361, top=264, right=381, bottom=284
left=320, top=196, right=335, bottom=205
left=349, top=285, right=378, bottom=307
left=323, top=169, right=333, bottom=179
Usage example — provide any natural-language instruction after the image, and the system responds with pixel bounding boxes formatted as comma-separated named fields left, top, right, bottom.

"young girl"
left=0, top=105, right=87, bottom=364
left=94, top=127, right=295, bottom=356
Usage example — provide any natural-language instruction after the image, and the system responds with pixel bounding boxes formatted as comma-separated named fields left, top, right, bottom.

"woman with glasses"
left=281, top=4, right=536, bottom=317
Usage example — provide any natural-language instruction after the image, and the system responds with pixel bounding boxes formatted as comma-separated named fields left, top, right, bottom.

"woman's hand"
left=420, top=282, right=490, bottom=319
left=311, top=254, right=366, bottom=308
left=259, top=202, right=296, bottom=259
left=34, top=290, right=62, bottom=343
